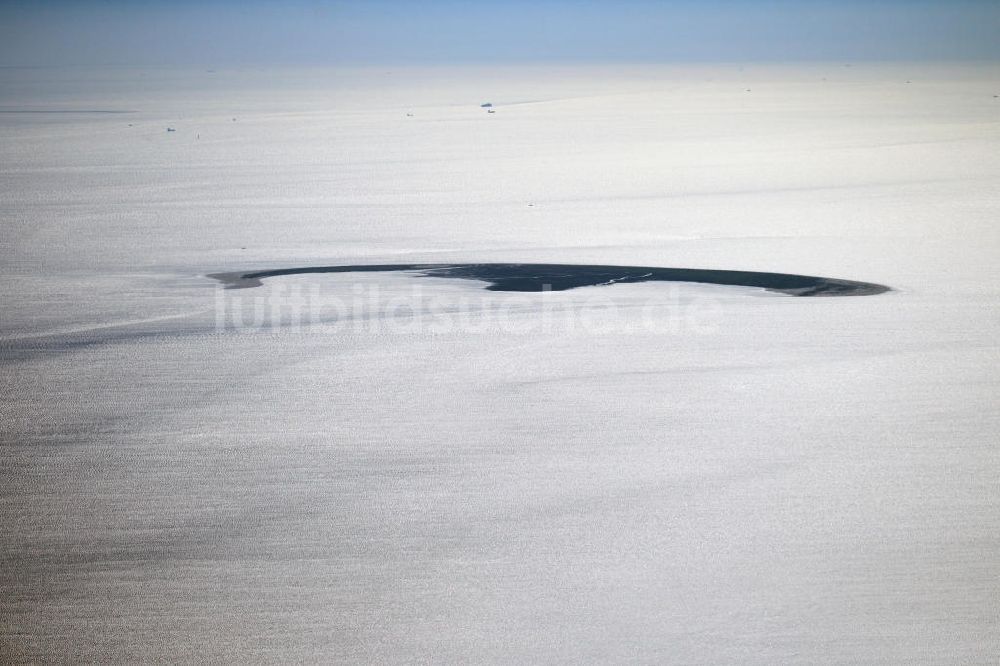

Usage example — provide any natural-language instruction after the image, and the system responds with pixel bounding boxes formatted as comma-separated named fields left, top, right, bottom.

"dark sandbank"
left=210, top=263, right=890, bottom=297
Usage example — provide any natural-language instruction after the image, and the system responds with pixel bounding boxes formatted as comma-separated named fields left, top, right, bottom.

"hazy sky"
left=1, top=0, right=999, bottom=67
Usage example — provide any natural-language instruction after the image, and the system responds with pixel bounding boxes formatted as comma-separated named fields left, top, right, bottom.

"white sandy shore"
left=1, top=63, right=999, bottom=663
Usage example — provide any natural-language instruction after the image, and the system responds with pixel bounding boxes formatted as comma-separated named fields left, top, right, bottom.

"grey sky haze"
left=1, top=1, right=999, bottom=67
